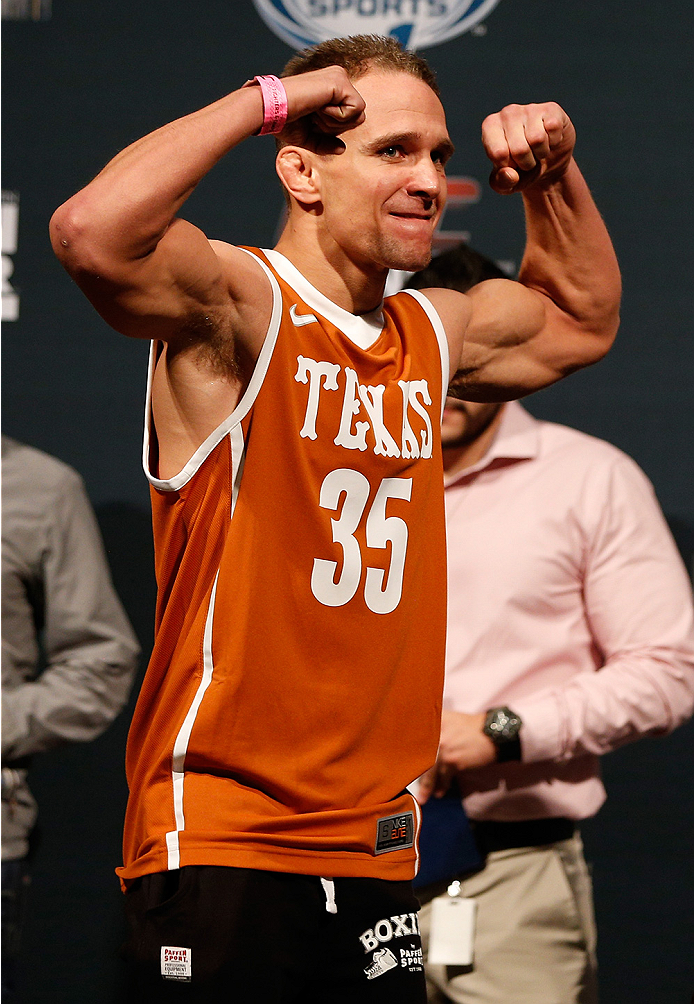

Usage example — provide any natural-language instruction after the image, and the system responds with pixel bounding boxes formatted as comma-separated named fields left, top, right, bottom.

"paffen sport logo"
left=251, top=0, right=502, bottom=51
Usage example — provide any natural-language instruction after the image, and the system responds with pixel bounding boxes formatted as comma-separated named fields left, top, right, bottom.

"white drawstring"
left=320, top=877, right=337, bottom=914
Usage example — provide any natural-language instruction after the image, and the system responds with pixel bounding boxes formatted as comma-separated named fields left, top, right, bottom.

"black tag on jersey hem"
left=375, top=812, right=415, bottom=855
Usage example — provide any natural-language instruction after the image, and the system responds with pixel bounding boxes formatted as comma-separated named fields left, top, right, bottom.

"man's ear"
left=276, top=147, right=322, bottom=206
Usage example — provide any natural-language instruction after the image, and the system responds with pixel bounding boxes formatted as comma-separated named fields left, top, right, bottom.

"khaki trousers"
left=419, top=833, right=598, bottom=1004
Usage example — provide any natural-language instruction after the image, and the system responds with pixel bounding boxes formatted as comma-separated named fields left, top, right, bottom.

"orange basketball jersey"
left=118, top=248, right=449, bottom=888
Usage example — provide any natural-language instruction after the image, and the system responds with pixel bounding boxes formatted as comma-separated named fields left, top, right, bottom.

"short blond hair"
left=280, top=34, right=439, bottom=95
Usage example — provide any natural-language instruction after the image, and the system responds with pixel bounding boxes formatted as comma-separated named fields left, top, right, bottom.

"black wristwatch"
left=483, top=707, right=522, bottom=762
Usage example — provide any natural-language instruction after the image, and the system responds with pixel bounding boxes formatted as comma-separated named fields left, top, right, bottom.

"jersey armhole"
left=142, top=252, right=283, bottom=493
left=399, top=288, right=450, bottom=421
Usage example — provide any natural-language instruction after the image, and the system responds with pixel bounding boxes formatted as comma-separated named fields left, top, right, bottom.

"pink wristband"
left=244, top=74, right=288, bottom=135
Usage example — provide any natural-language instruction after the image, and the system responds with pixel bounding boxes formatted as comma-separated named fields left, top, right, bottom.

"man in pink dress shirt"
left=406, top=248, right=694, bottom=1004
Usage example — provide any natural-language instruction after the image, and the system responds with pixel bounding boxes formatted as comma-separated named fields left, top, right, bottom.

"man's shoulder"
left=517, top=411, right=654, bottom=505
left=506, top=412, right=658, bottom=529
left=404, top=286, right=470, bottom=359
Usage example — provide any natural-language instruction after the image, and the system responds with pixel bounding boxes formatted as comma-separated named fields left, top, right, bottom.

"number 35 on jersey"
left=312, top=470, right=412, bottom=615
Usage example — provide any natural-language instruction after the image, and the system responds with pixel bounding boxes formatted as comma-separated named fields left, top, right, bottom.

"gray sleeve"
left=1, top=472, right=140, bottom=760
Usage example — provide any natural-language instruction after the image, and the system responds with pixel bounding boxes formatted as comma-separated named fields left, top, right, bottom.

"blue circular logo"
left=251, top=0, right=502, bottom=51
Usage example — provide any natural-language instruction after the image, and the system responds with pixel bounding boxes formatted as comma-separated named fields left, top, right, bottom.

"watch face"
left=484, top=707, right=522, bottom=743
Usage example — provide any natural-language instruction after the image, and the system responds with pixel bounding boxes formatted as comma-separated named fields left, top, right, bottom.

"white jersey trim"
left=411, top=791, right=422, bottom=876
left=229, top=424, right=245, bottom=519
left=165, top=569, right=220, bottom=870
left=263, top=248, right=385, bottom=351
left=399, top=288, right=450, bottom=422
left=142, top=251, right=283, bottom=492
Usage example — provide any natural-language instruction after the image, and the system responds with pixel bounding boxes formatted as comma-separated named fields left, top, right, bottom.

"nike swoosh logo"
left=290, top=304, right=318, bottom=327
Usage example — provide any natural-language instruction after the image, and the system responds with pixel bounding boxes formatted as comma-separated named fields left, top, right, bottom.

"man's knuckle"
left=543, top=108, right=561, bottom=128
left=526, top=131, right=548, bottom=147
left=486, top=141, right=508, bottom=160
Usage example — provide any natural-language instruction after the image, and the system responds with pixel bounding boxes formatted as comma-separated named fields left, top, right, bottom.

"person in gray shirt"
left=1, top=436, right=140, bottom=999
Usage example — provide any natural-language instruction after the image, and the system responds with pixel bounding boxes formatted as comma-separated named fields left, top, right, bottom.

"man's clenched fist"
left=283, top=66, right=366, bottom=134
left=482, top=101, right=576, bottom=193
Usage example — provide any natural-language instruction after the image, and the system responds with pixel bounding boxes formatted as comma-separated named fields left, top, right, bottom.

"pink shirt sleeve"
left=515, top=454, right=694, bottom=763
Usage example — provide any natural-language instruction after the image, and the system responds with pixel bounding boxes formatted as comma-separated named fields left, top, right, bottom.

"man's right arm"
left=49, top=68, right=365, bottom=354
left=2, top=467, right=139, bottom=761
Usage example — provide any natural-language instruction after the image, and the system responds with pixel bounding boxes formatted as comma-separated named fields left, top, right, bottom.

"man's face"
left=314, top=70, right=453, bottom=273
left=441, top=397, right=503, bottom=449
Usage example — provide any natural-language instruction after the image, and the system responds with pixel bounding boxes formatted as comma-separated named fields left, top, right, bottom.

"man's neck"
left=443, top=407, right=506, bottom=479
left=274, top=229, right=388, bottom=315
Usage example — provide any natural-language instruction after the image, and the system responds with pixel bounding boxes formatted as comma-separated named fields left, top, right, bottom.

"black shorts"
left=123, top=865, right=426, bottom=1002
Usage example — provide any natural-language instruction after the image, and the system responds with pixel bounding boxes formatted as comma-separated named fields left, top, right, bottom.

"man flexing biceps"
left=51, top=35, right=619, bottom=1003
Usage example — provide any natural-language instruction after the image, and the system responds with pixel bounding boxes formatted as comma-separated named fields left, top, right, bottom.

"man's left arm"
left=514, top=456, right=694, bottom=764
left=427, top=103, right=622, bottom=398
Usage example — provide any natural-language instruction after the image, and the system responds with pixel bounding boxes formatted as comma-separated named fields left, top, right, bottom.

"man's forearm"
left=2, top=656, right=138, bottom=760
left=514, top=648, right=694, bottom=763
left=519, top=159, right=621, bottom=341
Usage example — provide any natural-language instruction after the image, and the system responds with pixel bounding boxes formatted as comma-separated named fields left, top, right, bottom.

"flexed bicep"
left=422, top=281, right=557, bottom=399
left=52, top=213, right=234, bottom=342
left=426, top=267, right=614, bottom=401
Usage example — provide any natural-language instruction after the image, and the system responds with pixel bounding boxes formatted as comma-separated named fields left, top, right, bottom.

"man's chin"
left=381, top=243, right=432, bottom=273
